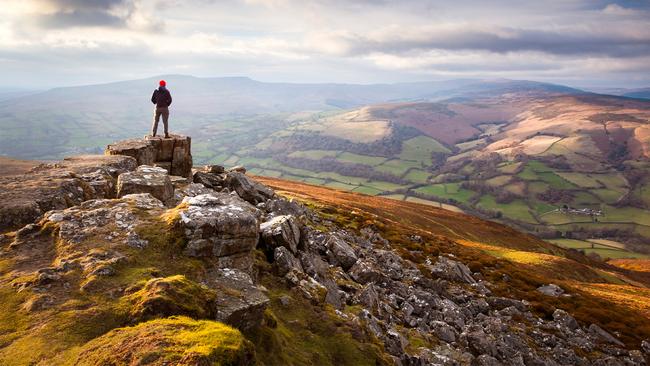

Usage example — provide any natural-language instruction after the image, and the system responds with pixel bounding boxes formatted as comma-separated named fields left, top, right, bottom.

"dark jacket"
left=151, top=86, right=172, bottom=108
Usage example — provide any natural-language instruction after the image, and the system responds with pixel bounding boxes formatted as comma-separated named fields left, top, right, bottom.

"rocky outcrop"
left=208, top=268, right=269, bottom=332
left=224, top=172, right=274, bottom=205
left=2, top=136, right=648, bottom=366
left=177, top=194, right=260, bottom=273
left=106, top=134, right=193, bottom=178
left=0, top=154, right=137, bottom=232
left=260, top=215, right=301, bottom=254
left=116, top=165, right=174, bottom=203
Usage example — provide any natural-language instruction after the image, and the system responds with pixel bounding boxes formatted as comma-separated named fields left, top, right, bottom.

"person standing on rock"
left=151, top=80, right=172, bottom=138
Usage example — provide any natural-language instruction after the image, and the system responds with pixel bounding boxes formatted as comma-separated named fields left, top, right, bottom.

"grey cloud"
left=37, top=10, right=126, bottom=28
left=35, top=0, right=131, bottom=28
left=42, top=0, right=126, bottom=11
left=337, top=26, right=650, bottom=58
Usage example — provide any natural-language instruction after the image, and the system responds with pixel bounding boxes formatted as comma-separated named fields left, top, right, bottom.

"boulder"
left=430, top=256, right=476, bottom=284
left=431, top=320, right=457, bottom=343
left=553, top=309, right=579, bottom=331
left=224, top=172, right=274, bottom=205
left=273, top=246, right=303, bottom=276
left=588, top=324, right=624, bottom=346
left=228, top=165, right=247, bottom=173
left=260, top=215, right=301, bottom=254
left=209, top=268, right=269, bottom=332
left=326, top=235, right=357, bottom=270
left=107, top=135, right=193, bottom=178
left=349, top=259, right=387, bottom=284
left=537, top=284, right=564, bottom=297
left=193, top=171, right=225, bottom=190
left=203, top=165, right=225, bottom=174
left=116, top=166, right=174, bottom=203
left=178, top=194, right=260, bottom=273
left=642, top=340, right=650, bottom=354
left=356, top=283, right=380, bottom=315
left=105, top=138, right=156, bottom=166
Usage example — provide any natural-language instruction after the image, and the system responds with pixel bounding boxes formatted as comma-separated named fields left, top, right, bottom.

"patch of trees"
left=536, top=188, right=574, bottom=204
left=607, top=141, right=629, bottom=166
left=536, top=155, right=571, bottom=170
left=460, top=181, right=520, bottom=203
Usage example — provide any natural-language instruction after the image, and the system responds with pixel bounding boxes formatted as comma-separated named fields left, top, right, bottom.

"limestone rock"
left=553, top=309, right=579, bottom=330
left=209, top=268, right=269, bottom=332
left=116, top=166, right=174, bottom=203
left=224, top=172, right=274, bottom=205
left=430, top=256, right=476, bottom=284
left=105, top=138, right=156, bottom=166
left=178, top=194, right=260, bottom=273
left=273, top=246, right=303, bottom=276
left=260, top=215, right=301, bottom=254
left=642, top=340, right=650, bottom=354
left=326, top=235, right=358, bottom=270
left=0, top=154, right=137, bottom=232
left=106, top=135, right=193, bottom=178
left=192, top=171, right=225, bottom=190
left=589, top=324, right=624, bottom=346
left=537, top=283, right=564, bottom=297
left=228, top=165, right=247, bottom=173
left=203, top=165, right=225, bottom=174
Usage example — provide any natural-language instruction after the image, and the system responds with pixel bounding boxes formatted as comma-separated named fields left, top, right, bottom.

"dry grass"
left=258, top=176, right=650, bottom=348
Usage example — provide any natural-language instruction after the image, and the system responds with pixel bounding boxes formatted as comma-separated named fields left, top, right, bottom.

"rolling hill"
left=239, top=93, right=650, bottom=252
left=1, top=75, right=648, bottom=256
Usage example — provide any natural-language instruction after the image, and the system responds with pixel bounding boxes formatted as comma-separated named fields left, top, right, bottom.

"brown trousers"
left=152, top=107, right=169, bottom=136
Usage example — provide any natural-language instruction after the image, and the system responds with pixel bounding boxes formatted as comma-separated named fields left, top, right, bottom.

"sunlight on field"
left=579, top=283, right=650, bottom=317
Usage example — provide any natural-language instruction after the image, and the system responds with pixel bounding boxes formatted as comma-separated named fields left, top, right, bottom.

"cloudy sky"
left=1, top=0, right=649, bottom=88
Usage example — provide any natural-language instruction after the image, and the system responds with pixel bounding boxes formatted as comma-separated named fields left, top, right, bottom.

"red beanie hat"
left=159, top=80, right=166, bottom=86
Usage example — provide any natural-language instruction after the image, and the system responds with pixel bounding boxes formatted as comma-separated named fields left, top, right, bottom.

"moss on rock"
left=72, top=316, right=254, bottom=366
left=123, top=275, right=217, bottom=322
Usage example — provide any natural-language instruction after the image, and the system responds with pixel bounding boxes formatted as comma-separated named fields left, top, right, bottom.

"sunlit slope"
left=257, top=176, right=650, bottom=346
left=247, top=93, right=650, bottom=246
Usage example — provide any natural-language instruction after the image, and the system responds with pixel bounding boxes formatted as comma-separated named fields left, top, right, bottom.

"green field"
left=548, top=239, right=650, bottom=259
left=404, top=169, right=431, bottom=184
left=399, top=136, right=450, bottom=164
left=555, top=172, right=602, bottom=188
left=477, top=195, right=537, bottom=224
left=375, top=159, right=422, bottom=176
left=414, top=183, right=475, bottom=204
left=336, top=152, right=386, bottom=166
left=601, top=206, right=650, bottom=226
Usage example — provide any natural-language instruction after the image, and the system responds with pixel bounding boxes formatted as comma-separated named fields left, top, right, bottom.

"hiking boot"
left=164, top=134, right=170, bottom=138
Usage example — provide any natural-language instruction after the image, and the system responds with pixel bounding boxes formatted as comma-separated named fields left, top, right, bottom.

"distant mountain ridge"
left=0, top=75, right=586, bottom=160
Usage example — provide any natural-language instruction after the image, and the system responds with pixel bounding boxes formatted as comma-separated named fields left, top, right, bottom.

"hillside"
left=236, top=93, right=650, bottom=254
left=0, top=140, right=649, bottom=365
left=1, top=76, right=648, bottom=254
left=0, top=76, right=580, bottom=160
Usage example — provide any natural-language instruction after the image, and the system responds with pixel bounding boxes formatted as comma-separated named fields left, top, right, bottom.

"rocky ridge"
left=0, top=137, right=648, bottom=365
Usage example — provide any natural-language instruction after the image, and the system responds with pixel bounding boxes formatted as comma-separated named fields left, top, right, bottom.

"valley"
left=1, top=76, right=649, bottom=257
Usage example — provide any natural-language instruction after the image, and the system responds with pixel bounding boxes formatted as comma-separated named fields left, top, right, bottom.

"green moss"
left=250, top=280, right=392, bottom=366
left=69, top=316, right=253, bottom=366
left=122, top=275, right=217, bottom=322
